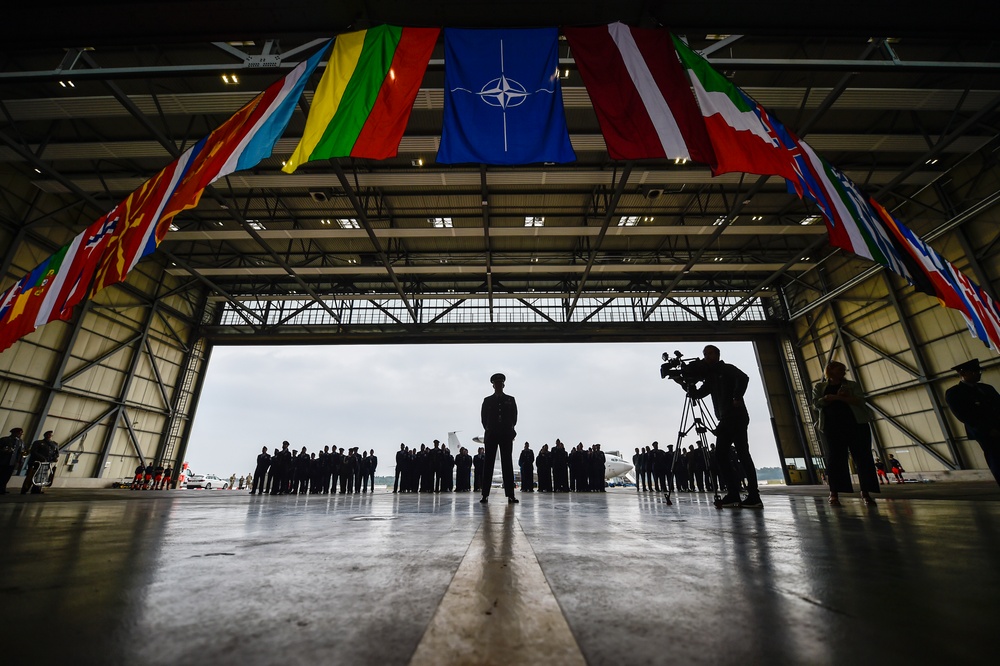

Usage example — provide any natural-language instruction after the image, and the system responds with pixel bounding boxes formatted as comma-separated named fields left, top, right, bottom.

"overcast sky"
left=184, top=341, right=782, bottom=479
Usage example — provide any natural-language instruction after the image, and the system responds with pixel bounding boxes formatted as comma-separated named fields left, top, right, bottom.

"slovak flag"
left=437, top=28, right=576, bottom=165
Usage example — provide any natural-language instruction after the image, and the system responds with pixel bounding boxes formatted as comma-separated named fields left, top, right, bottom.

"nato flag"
left=437, top=28, right=576, bottom=165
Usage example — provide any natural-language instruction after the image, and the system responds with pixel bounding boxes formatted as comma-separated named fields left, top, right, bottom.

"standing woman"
left=812, top=362, right=880, bottom=506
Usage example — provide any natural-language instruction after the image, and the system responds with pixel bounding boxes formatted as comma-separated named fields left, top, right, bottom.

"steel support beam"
left=881, top=271, right=964, bottom=468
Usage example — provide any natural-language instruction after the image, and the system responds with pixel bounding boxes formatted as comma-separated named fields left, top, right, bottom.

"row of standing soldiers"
left=518, top=440, right=609, bottom=492
left=393, top=440, right=473, bottom=492
left=632, top=441, right=730, bottom=493
left=250, top=442, right=378, bottom=495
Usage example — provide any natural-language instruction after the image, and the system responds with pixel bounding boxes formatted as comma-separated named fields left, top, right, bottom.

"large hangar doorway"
left=183, top=341, right=788, bottom=486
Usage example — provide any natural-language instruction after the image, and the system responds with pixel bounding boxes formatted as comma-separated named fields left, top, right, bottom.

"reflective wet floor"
left=1, top=485, right=998, bottom=665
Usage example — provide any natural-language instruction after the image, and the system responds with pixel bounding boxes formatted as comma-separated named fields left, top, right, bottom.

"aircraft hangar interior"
left=1, top=2, right=999, bottom=665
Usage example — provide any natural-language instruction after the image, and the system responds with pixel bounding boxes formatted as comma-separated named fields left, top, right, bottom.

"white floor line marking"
left=409, top=507, right=587, bottom=666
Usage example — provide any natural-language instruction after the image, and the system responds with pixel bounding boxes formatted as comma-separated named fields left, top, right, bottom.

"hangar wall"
left=0, top=190, right=211, bottom=483
left=781, top=151, right=1000, bottom=478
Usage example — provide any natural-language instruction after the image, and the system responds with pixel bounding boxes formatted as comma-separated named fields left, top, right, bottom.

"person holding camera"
left=812, top=361, right=879, bottom=506
left=688, top=345, right=762, bottom=509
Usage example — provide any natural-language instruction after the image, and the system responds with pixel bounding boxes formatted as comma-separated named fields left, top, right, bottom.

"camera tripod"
left=663, top=391, right=721, bottom=506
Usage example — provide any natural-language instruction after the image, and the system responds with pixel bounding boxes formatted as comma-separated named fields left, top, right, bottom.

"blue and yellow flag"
left=437, top=28, right=575, bottom=165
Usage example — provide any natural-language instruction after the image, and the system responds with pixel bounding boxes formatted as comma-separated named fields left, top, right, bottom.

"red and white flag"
left=564, top=23, right=716, bottom=165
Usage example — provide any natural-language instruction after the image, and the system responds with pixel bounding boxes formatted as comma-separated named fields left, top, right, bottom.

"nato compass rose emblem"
left=451, top=39, right=557, bottom=152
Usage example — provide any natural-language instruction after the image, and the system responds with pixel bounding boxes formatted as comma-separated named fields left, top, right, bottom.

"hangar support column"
left=753, top=335, right=817, bottom=484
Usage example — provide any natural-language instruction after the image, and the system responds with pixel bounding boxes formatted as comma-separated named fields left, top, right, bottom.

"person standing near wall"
left=812, top=361, right=879, bottom=506
left=0, top=427, right=24, bottom=494
left=945, top=358, right=1000, bottom=487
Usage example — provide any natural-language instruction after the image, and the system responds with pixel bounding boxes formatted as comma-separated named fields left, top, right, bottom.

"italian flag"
left=672, top=35, right=802, bottom=182
left=283, top=26, right=439, bottom=171
left=564, top=24, right=716, bottom=165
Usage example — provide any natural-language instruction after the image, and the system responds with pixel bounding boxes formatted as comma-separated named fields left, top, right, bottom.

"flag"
left=790, top=145, right=916, bottom=280
left=87, top=40, right=329, bottom=297
left=0, top=41, right=328, bottom=353
left=563, top=24, right=715, bottom=164
left=0, top=246, right=70, bottom=352
left=437, top=27, right=575, bottom=165
left=872, top=199, right=1000, bottom=350
left=283, top=26, right=439, bottom=171
left=672, top=35, right=802, bottom=181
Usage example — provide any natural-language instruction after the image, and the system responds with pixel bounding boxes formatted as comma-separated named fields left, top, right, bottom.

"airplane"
left=448, top=432, right=635, bottom=487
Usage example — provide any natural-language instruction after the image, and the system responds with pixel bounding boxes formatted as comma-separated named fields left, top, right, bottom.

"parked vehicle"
left=185, top=473, right=229, bottom=490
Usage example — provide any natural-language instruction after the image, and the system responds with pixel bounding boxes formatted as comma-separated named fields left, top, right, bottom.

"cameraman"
left=688, top=345, right=762, bottom=509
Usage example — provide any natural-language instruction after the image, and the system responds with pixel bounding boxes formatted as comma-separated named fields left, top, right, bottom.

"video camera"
left=659, top=350, right=707, bottom=392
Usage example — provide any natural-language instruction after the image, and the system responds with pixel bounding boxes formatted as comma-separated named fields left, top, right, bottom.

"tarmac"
left=1, top=481, right=998, bottom=665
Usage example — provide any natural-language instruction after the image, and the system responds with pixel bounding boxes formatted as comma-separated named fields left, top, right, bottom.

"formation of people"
left=249, top=443, right=379, bottom=495
left=631, top=441, right=735, bottom=496
left=131, top=462, right=173, bottom=490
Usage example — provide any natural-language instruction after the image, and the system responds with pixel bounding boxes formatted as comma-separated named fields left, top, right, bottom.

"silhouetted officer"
left=251, top=447, right=271, bottom=494
left=551, top=440, right=569, bottom=492
left=480, top=373, right=518, bottom=504
left=394, top=443, right=406, bottom=493
left=472, top=446, right=484, bottom=492
left=519, top=442, right=535, bottom=492
left=455, top=447, right=472, bottom=491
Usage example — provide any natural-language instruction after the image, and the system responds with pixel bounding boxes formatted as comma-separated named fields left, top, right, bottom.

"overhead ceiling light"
left=752, top=215, right=763, bottom=221
left=925, top=158, right=938, bottom=165
left=618, top=215, right=640, bottom=227
left=430, top=217, right=453, bottom=228
left=169, top=223, right=179, bottom=231
left=411, top=158, right=424, bottom=167
left=58, top=80, right=74, bottom=88
left=337, top=218, right=360, bottom=229
left=248, top=221, right=266, bottom=230
left=713, top=216, right=727, bottom=226
left=524, top=216, right=545, bottom=227
left=673, top=157, right=688, bottom=165
left=222, top=73, right=239, bottom=84
left=800, top=215, right=822, bottom=225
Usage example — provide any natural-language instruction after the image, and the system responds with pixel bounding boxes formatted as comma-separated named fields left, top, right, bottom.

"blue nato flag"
left=437, top=27, right=576, bottom=165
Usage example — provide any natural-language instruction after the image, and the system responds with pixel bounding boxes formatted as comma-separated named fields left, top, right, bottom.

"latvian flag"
left=564, top=23, right=716, bottom=165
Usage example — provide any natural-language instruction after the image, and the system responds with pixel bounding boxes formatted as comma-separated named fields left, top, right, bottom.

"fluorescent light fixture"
left=337, top=218, right=360, bottom=229
left=524, top=216, right=545, bottom=227
left=169, top=223, right=179, bottom=231
left=430, top=217, right=453, bottom=228
left=800, top=215, right=822, bottom=225
left=248, top=221, right=266, bottom=230
left=618, top=215, right=640, bottom=227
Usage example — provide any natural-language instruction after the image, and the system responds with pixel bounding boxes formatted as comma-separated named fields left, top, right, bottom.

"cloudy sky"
left=184, top=340, right=782, bottom=479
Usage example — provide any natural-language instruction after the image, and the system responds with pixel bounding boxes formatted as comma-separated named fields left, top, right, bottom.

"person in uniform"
left=131, top=462, right=145, bottom=490
left=945, top=358, right=1000, bottom=487
left=480, top=372, right=518, bottom=504
left=455, top=446, right=472, bottom=491
left=689, top=345, right=761, bottom=509
left=551, top=440, right=569, bottom=492
left=536, top=444, right=552, bottom=492
left=591, top=444, right=606, bottom=491
left=21, top=430, right=59, bottom=494
left=633, top=447, right=644, bottom=491
left=518, top=442, right=535, bottom=492
left=472, top=446, right=484, bottom=493
left=269, top=441, right=292, bottom=495
left=0, top=427, right=25, bottom=494
left=251, top=446, right=270, bottom=495
left=153, top=463, right=164, bottom=490
left=162, top=465, right=173, bottom=490
left=394, top=443, right=406, bottom=493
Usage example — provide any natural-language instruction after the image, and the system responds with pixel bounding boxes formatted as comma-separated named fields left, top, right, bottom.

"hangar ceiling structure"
left=2, top=1, right=1000, bottom=484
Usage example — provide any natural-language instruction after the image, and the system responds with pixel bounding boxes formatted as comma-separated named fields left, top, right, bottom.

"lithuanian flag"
left=282, top=25, right=439, bottom=171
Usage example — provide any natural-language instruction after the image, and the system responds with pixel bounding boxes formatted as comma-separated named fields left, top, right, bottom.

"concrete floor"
left=1, top=484, right=998, bottom=665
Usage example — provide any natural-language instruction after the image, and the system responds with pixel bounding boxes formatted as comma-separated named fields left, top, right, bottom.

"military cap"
left=951, top=359, right=982, bottom=373
left=490, top=372, right=506, bottom=383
